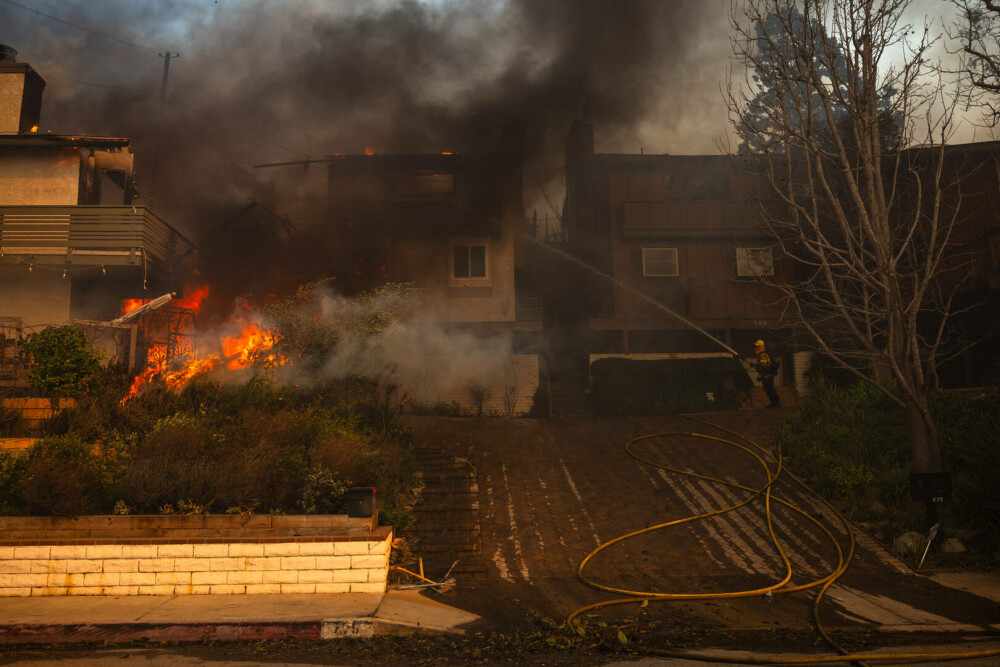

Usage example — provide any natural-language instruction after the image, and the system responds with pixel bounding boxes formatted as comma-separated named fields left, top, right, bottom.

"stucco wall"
left=0, top=266, right=72, bottom=328
left=392, top=230, right=517, bottom=323
left=0, top=148, right=80, bottom=205
left=0, top=72, right=25, bottom=134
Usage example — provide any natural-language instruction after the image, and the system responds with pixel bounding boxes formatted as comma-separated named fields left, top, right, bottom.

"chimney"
left=0, top=45, right=47, bottom=135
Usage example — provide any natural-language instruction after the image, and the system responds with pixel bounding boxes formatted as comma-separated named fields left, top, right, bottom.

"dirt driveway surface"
left=403, top=411, right=1000, bottom=639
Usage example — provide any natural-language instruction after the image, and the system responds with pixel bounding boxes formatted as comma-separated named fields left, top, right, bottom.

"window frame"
left=641, top=247, right=679, bottom=277
left=735, top=246, right=774, bottom=278
left=449, top=238, right=491, bottom=286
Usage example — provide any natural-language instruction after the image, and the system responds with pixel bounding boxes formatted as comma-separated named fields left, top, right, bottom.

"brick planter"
left=0, top=515, right=391, bottom=597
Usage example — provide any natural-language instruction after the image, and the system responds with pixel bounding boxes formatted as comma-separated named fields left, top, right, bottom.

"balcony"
left=0, top=205, right=190, bottom=277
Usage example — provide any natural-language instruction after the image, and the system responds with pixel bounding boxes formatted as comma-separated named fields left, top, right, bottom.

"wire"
left=1, top=0, right=160, bottom=54
left=72, top=80, right=155, bottom=93
left=165, top=92, right=309, bottom=162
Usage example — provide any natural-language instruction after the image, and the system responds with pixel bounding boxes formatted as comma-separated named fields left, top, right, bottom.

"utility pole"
left=158, top=52, right=180, bottom=107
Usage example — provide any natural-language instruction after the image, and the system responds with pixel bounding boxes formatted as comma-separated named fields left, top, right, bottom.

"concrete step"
left=408, top=446, right=483, bottom=579
left=417, top=485, right=478, bottom=496
left=413, top=504, right=479, bottom=514
left=413, top=453, right=472, bottom=469
left=412, top=541, right=481, bottom=554
left=414, top=470, right=476, bottom=481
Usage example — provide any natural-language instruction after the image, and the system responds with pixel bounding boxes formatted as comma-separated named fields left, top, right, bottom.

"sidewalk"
left=0, top=590, right=480, bottom=644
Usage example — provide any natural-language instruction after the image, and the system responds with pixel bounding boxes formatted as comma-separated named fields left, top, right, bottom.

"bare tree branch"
left=727, top=0, right=974, bottom=473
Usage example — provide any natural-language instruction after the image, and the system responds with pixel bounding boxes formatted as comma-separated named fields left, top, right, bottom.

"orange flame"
left=222, top=323, right=277, bottom=370
left=122, top=298, right=145, bottom=314
left=122, top=293, right=285, bottom=404
left=364, top=146, right=375, bottom=156
left=121, top=284, right=210, bottom=316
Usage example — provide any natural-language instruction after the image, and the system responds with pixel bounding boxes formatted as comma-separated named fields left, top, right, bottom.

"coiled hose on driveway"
left=569, top=415, right=1000, bottom=665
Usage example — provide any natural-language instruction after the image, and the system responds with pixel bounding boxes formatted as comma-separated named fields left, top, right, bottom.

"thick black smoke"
left=1, top=0, right=733, bottom=235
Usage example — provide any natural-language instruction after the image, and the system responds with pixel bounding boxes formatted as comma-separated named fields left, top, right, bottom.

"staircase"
left=407, top=446, right=486, bottom=579
left=549, top=380, right=590, bottom=419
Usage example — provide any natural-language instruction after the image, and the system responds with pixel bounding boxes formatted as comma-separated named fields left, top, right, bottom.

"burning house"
left=322, top=135, right=544, bottom=415
left=0, top=47, right=191, bottom=383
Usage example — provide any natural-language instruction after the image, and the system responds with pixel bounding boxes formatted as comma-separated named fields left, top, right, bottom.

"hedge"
left=589, top=357, right=748, bottom=415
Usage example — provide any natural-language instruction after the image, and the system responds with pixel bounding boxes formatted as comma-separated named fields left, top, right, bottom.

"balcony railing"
left=0, top=205, right=190, bottom=276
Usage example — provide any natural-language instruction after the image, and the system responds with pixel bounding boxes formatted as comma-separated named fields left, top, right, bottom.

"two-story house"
left=0, top=47, right=190, bottom=381
left=325, top=142, right=543, bottom=414
left=559, top=120, right=801, bottom=404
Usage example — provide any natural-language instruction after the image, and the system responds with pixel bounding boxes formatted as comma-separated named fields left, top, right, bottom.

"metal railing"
left=0, top=205, right=190, bottom=273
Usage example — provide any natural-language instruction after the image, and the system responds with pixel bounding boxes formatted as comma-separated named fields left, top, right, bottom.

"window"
left=736, top=247, right=774, bottom=277
left=642, top=247, right=678, bottom=276
left=452, top=244, right=488, bottom=279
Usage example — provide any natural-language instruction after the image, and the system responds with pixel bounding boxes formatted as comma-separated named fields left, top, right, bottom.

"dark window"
left=453, top=244, right=487, bottom=278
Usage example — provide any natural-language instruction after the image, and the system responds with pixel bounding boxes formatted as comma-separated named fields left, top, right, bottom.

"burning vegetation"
left=121, top=285, right=284, bottom=402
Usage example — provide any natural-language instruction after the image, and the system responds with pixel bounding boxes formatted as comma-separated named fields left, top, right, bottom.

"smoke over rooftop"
left=1, top=0, right=733, bottom=234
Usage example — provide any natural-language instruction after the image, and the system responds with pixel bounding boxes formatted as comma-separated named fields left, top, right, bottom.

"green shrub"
left=777, top=380, right=909, bottom=510
left=379, top=503, right=413, bottom=531
left=20, top=326, right=103, bottom=398
left=0, top=401, right=27, bottom=437
left=297, top=468, right=351, bottom=514
left=0, top=369, right=414, bottom=518
left=0, top=452, right=27, bottom=515
left=779, top=381, right=1000, bottom=553
left=20, top=435, right=104, bottom=516
left=355, top=442, right=414, bottom=506
left=590, top=357, right=747, bottom=415
left=934, top=389, right=1000, bottom=552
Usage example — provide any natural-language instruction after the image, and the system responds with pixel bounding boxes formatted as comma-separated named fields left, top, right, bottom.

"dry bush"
left=118, top=416, right=221, bottom=512
left=20, top=435, right=104, bottom=516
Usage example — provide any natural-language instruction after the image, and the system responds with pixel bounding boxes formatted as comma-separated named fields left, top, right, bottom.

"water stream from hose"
left=516, top=230, right=742, bottom=358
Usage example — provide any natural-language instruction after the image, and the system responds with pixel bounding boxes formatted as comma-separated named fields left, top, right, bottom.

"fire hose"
left=569, top=415, right=1000, bottom=665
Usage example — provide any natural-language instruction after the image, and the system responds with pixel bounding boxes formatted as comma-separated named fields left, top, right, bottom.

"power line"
left=66, top=80, right=308, bottom=162
left=73, top=80, right=154, bottom=92
left=1, top=0, right=160, bottom=54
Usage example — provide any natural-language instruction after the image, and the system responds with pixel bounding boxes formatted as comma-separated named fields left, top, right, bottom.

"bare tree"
left=952, top=0, right=1000, bottom=123
left=727, top=0, right=966, bottom=474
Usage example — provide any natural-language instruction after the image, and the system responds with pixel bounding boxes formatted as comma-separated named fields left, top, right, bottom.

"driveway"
left=404, top=412, right=1000, bottom=638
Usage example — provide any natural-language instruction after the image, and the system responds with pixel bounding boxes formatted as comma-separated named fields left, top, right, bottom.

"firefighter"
left=753, top=339, right=781, bottom=408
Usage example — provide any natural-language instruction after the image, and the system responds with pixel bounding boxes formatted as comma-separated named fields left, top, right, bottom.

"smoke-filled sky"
left=1, top=0, right=741, bottom=234
left=0, top=0, right=980, bottom=236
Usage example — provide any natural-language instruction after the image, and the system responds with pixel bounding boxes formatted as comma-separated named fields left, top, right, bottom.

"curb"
left=0, top=616, right=460, bottom=644
left=0, top=621, right=323, bottom=644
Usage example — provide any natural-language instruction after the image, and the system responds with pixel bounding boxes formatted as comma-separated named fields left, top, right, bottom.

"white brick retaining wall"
left=0, top=516, right=391, bottom=597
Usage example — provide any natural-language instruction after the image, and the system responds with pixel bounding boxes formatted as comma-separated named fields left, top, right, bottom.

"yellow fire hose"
left=569, top=415, right=1000, bottom=665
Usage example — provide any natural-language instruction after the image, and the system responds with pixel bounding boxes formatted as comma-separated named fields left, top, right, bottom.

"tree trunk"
left=905, top=394, right=942, bottom=473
